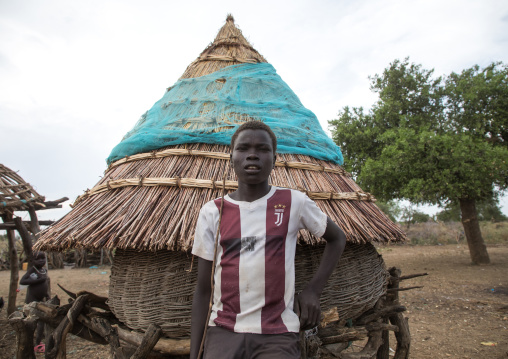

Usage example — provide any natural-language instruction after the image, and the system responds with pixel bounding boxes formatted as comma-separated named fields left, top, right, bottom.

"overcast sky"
left=1, top=0, right=508, bottom=223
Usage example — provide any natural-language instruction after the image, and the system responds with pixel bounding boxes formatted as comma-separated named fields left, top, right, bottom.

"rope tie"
left=138, top=176, right=144, bottom=186
left=106, top=181, right=112, bottom=190
left=329, top=192, right=334, bottom=200
left=151, top=151, right=157, bottom=158
left=320, top=165, right=325, bottom=172
left=297, top=186, right=309, bottom=196
left=175, top=176, right=182, bottom=188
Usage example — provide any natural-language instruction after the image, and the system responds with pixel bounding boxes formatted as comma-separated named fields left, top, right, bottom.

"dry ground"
left=0, top=243, right=507, bottom=359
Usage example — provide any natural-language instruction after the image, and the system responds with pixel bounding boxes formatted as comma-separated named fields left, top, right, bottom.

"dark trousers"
left=203, top=326, right=300, bottom=359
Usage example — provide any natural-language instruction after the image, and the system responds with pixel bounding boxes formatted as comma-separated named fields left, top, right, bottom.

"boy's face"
left=231, top=129, right=276, bottom=185
left=34, top=253, right=46, bottom=268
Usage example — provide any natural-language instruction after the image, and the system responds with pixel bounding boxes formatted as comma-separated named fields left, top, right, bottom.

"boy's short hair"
left=33, top=251, right=45, bottom=259
left=230, top=120, right=277, bottom=152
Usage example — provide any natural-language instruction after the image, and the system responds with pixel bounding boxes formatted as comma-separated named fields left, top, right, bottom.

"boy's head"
left=230, top=120, right=277, bottom=185
left=33, top=252, right=46, bottom=268
left=231, top=120, right=277, bottom=153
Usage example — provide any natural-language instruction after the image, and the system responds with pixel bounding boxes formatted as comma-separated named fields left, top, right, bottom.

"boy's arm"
left=190, top=257, right=213, bottom=359
left=295, top=217, right=346, bottom=330
left=19, top=270, right=47, bottom=285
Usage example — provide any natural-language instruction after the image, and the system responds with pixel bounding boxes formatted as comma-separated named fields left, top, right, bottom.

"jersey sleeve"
left=192, top=201, right=218, bottom=261
left=298, top=192, right=328, bottom=238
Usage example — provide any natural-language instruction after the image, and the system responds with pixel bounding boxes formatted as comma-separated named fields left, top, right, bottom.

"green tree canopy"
left=330, top=59, right=508, bottom=264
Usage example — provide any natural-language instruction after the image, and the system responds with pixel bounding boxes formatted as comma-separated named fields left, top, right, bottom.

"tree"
left=399, top=204, right=431, bottom=229
left=330, top=59, right=508, bottom=264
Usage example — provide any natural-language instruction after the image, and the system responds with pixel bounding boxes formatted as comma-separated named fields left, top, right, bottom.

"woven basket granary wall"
left=108, top=242, right=388, bottom=338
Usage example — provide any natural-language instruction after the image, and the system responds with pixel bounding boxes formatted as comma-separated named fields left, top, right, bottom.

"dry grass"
left=403, top=221, right=508, bottom=245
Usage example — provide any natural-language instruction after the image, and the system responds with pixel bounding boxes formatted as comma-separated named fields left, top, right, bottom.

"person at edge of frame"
left=20, top=251, right=50, bottom=353
left=190, top=120, right=346, bottom=359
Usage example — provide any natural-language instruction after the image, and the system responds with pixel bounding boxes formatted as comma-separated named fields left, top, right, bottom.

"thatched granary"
left=35, top=15, right=407, bottom=351
left=0, top=164, right=46, bottom=214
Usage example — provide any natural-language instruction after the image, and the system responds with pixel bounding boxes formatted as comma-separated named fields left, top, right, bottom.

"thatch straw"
left=108, top=148, right=351, bottom=176
left=35, top=143, right=405, bottom=252
left=0, top=164, right=45, bottom=214
left=34, top=15, right=407, bottom=252
left=73, top=176, right=374, bottom=205
left=179, top=15, right=267, bottom=80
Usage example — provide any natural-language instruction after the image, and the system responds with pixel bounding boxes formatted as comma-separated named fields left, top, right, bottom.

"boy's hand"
left=294, top=289, right=321, bottom=330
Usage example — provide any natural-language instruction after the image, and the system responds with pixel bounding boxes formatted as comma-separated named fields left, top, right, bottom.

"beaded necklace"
left=34, top=267, right=47, bottom=275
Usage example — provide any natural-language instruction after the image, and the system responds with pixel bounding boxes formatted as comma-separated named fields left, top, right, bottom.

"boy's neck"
left=229, top=182, right=272, bottom=202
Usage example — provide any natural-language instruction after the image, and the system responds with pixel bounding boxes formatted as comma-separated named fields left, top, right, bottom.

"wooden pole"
left=2, top=213, right=19, bottom=315
left=90, top=317, right=125, bottom=359
left=8, top=311, right=37, bottom=359
left=0, top=220, right=54, bottom=230
left=27, top=204, right=41, bottom=239
left=388, top=267, right=411, bottom=359
left=130, top=324, right=162, bottom=359
left=14, top=216, right=34, bottom=265
left=46, top=294, right=89, bottom=359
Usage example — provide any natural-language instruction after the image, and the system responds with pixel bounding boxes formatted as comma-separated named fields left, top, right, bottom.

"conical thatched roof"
left=1, top=164, right=45, bottom=214
left=35, top=16, right=406, bottom=252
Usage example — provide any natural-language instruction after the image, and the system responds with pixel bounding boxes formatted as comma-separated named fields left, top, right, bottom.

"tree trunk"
left=459, top=198, right=490, bottom=264
left=14, top=216, right=34, bottom=265
left=3, top=213, right=19, bottom=315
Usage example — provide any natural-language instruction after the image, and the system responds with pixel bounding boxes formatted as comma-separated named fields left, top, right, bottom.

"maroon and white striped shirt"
left=192, top=186, right=327, bottom=334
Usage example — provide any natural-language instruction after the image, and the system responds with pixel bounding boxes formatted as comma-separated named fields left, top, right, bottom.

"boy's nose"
left=246, top=152, right=259, bottom=159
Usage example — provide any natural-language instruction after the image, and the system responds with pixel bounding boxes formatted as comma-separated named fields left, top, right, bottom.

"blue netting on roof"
left=107, top=63, right=343, bottom=165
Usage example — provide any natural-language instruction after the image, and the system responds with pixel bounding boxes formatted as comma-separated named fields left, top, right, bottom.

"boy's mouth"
left=244, top=164, right=261, bottom=173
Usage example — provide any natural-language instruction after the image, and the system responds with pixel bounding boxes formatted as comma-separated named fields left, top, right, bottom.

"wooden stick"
left=398, top=273, right=428, bottom=281
left=2, top=213, right=19, bottom=315
left=130, top=324, right=162, bottom=359
left=8, top=311, right=37, bottom=359
left=46, top=294, right=89, bottom=359
left=14, top=216, right=34, bottom=265
left=320, top=322, right=398, bottom=344
left=388, top=267, right=411, bottom=359
left=355, top=305, right=406, bottom=326
left=387, top=286, right=423, bottom=292
left=112, top=325, right=191, bottom=356
left=0, top=220, right=54, bottom=230
left=90, top=317, right=125, bottom=359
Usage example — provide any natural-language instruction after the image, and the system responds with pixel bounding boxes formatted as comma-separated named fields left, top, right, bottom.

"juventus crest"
left=274, top=204, right=286, bottom=226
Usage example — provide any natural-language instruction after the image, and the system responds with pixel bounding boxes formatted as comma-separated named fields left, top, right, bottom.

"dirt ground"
left=1, top=243, right=507, bottom=359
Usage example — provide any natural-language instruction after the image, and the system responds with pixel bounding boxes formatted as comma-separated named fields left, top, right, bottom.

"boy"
left=190, top=121, right=346, bottom=359
left=20, top=251, right=50, bottom=353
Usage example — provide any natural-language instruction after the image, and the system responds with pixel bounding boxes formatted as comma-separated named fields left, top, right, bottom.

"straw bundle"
left=0, top=164, right=45, bottom=214
left=109, top=242, right=387, bottom=338
left=36, top=142, right=405, bottom=252
left=179, top=14, right=267, bottom=80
